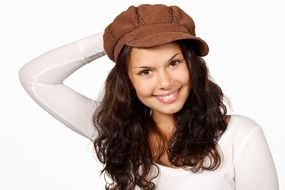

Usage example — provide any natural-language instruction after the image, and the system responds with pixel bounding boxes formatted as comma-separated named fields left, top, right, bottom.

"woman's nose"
left=158, top=70, right=171, bottom=90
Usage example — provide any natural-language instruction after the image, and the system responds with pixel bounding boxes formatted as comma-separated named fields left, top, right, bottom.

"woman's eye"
left=169, top=60, right=181, bottom=67
left=139, top=69, right=151, bottom=75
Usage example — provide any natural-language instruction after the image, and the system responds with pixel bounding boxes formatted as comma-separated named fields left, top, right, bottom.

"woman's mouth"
left=154, top=88, right=181, bottom=104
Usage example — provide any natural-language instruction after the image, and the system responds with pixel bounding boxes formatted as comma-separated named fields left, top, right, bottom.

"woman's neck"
left=149, top=112, right=177, bottom=167
left=152, top=112, right=175, bottom=140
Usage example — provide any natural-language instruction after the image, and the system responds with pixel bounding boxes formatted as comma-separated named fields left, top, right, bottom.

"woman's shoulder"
left=227, top=114, right=260, bottom=131
left=219, top=114, right=262, bottom=145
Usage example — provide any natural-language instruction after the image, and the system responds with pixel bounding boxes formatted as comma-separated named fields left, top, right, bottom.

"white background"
left=0, top=0, right=284, bottom=189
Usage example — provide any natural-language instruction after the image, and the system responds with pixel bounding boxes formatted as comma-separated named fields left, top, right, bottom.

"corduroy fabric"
left=103, top=4, right=209, bottom=62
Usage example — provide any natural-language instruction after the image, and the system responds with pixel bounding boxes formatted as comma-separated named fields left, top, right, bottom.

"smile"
left=154, top=88, right=181, bottom=104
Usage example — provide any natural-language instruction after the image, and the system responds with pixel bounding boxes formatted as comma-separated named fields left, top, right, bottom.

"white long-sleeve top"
left=19, top=33, right=279, bottom=190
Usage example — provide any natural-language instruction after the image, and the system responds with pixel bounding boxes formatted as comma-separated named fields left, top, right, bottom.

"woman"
left=19, top=4, right=278, bottom=190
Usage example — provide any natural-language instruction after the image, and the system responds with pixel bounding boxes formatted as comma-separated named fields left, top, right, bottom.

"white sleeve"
left=234, top=126, right=279, bottom=190
left=18, top=32, right=106, bottom=141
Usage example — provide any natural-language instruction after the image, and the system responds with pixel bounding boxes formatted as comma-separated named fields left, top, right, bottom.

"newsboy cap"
left=103, top=4, right=209, bottom=62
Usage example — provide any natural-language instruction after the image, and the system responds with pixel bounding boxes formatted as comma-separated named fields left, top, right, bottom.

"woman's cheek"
left=178, top=67, right=191, bottom=85
left=134, top=79, right=155, bottom=97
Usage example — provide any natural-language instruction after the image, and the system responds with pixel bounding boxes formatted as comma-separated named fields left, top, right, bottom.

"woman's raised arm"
left=19, top=32, right=106, bottom=141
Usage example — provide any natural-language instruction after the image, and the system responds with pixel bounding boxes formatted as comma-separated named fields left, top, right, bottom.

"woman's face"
left=128, top=42, right=191, bottom=120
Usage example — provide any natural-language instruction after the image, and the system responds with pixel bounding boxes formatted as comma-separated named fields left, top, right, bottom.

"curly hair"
left=93, top=40, right=228, bottom=190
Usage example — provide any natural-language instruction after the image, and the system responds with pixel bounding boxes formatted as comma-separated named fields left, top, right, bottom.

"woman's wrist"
left=77, top=32, right=106, bottom=63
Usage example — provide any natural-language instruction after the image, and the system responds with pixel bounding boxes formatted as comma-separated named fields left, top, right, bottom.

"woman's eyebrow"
left=168, top=52, right=180, bottom=61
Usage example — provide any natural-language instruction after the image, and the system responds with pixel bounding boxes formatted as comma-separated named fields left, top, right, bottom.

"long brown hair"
left=93, top=40, right=228, bottom=190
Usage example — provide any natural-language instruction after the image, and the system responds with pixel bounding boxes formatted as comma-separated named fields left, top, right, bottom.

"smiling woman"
left=18, top=3, right=279, bottom=190
left=128, top=43, right=191, bottom=120
left=94, top=36, right=230, bottom=188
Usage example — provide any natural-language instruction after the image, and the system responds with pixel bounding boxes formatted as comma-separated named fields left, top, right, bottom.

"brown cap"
left=103, top=4, right=209, bottom=62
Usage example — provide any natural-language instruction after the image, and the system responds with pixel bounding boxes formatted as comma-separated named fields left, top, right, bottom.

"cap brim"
left=126, top=32, right=209, bottom=56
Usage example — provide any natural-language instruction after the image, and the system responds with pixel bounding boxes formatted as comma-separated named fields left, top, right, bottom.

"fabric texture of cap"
left=103, top=4, right=209, bottom=62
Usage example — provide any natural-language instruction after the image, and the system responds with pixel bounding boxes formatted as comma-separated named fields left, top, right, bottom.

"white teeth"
left=155, top=89, right=179, bottom=104
left=159, top=92, right=175, bottom=99
left=157, top=90, right=178, bottom=98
